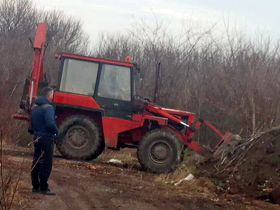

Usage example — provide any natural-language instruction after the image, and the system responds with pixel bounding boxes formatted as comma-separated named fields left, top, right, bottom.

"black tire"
left=137, top=129, right=183, bottom=173
left=56, top=115, right=104, bottom=160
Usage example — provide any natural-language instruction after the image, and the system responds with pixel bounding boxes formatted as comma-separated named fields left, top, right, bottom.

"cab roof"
left=60, top=53, right=134, bottom=67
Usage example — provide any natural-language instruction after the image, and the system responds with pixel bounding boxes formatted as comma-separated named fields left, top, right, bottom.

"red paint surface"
left=33, top=23, right=46, bottom=49
left=53, top=91, right=100, bottom=109
left=102, top=117, right=142, bottom=147
left=12, top=114, right=30, bottom=121
left=161, top=107, right=194, bottom=116
left=28, top=23, right=47, bottom=105
left=61, top=53, right=134, bottom=67
left=145, top=104, right=195, bottom=126
left=183, top=138, right=213, bottom=159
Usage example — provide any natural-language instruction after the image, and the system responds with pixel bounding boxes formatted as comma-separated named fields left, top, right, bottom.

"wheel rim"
left=66, top=126, right=89, bottom=150
left=148, top=140, right=172, bottom=164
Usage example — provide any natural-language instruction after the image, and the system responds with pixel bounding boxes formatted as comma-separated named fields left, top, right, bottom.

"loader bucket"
left=183, top=120, right=233, bottom=159
left=212, top=132, right=233, bottom=157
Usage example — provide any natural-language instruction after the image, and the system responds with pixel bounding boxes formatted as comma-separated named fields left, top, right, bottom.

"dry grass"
left=154, top=149, right=218, bottom=199
left=154, top=166, right=193, bottom=185
left=0, top=131, right=24, bottom=210
left=155, top=166, right=217, bottom=199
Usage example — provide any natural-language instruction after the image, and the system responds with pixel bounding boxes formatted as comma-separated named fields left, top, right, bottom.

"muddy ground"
left=1, top=147, right=279, bottom=210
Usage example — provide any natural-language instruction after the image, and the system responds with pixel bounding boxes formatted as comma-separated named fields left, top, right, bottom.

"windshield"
left=97, top=64, right=131, bottom=101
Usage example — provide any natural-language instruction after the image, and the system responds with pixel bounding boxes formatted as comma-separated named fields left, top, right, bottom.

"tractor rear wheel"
left=137, top=129, right=183, bottom=173
left=56, top=115, right=104, bottom=160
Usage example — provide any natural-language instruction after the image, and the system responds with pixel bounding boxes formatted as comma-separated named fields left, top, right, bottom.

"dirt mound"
left=197, top=129, right=280, bottom=203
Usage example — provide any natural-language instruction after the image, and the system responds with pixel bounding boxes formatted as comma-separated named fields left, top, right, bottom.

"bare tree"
left=0, top=0, right=90, bottom=144
left=94, top=18, right=280, bottom=146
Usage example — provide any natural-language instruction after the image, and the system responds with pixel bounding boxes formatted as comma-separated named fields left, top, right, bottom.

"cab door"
left=94, top=63, right=133, bottom=120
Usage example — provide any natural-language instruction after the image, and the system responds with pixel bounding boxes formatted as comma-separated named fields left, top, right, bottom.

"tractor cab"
left=56, top=53, right=140, bottom=119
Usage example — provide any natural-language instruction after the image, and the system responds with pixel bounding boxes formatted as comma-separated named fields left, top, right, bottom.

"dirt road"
left=3, top=148, right=279, bottom=210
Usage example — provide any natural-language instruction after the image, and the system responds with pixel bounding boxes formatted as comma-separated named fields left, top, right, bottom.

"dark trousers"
left=31, top=136, right=54, bottom=191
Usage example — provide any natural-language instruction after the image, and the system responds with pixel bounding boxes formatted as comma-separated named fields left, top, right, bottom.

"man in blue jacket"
left=30, top=87, right=58, bottom=195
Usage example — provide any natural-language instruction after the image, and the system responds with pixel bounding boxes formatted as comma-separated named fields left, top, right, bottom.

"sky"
left=30, top=0, right=280, bottom=44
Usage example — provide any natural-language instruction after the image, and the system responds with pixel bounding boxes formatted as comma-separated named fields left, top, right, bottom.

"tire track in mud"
left=26, top=163, right=173, bottom=210
left=10, top=153, right=223, bottom=210
left=33, top=170, right=106, bottom=210
left=46, top=168, right=159, bottom=210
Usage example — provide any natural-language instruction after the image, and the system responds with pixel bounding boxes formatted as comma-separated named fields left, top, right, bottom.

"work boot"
left=40, top=189, right=56, bottom=195
left=32, top=188, right=40, bottom=193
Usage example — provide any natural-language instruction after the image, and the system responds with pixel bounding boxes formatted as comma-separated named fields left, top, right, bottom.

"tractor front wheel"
left=137, top=129, right=183, bottom=173
left=56, top=115, right=104, bottom=160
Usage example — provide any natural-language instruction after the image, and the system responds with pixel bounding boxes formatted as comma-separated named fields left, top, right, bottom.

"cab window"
left=97, top=64, right=131, bottom=101
left=60, top=59, right=99, bottom=96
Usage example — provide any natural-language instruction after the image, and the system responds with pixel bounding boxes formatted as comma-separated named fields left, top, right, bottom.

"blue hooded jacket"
left=31, top=96, right=59, bottom=138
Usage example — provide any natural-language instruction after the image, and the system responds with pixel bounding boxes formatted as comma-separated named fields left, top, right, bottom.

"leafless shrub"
left=93, top=18, right=280, bottom=146
left=0, top=131, right=24, bottom=210
left=0, top=0, right=89, bottom=145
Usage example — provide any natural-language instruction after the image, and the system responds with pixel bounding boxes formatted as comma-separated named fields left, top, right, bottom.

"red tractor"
left=13, top=23, right=232, bottom=173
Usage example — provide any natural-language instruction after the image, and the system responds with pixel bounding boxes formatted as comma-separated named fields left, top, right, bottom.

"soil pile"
left=198, top=129, right=280, bottom=203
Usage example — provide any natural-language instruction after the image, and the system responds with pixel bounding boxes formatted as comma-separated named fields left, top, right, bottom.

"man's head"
left=109, top=70, right=118, bottom=78
left=41, top=87, right=54, bottom=101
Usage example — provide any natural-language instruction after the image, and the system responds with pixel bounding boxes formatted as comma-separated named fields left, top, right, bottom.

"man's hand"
left=28, top=124, right=34, bottom=134
left=115, top=91, right=125, bottom=100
